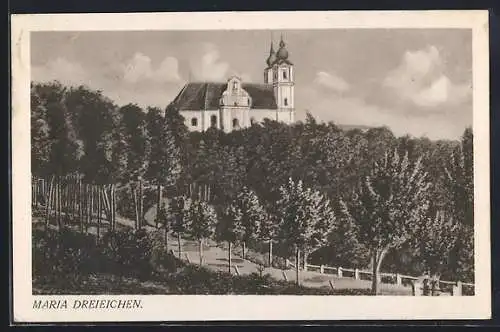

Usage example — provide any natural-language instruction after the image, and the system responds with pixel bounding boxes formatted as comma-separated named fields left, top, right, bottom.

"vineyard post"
left=139, top=178, right=143, bottom=229
left=79, top=177, right=83, bottom=233
left=156, top=183, right=162, bottom=229
left=133, top=184, right=139, bottom=230
left=45, top=176, right=54, bottom=229
left=56, top=178, right=62, bottom=230
left=97, top=185, right=101, bottom=241
left=111, top=184, right=116, bottom=231
left=89, top=184, right=94, bottom=233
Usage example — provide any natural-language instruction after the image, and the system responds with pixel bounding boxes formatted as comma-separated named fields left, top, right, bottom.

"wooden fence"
left=286, top=259, right=474, bottom=296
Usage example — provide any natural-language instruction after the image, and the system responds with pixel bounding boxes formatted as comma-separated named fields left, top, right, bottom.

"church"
left=168, top=36, right=295, bottom=133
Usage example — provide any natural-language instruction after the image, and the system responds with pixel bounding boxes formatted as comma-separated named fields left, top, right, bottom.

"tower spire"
left=270, top=32, right=275, bottom=53
left=266, top=31, right=277, bottom=67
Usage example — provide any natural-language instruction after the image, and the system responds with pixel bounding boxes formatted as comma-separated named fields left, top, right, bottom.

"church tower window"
left=283, top=70, right=287, bottom=80
left=284, top=97, right=288, bottom=106
left=232, top=118, right=239, bottom=128
left=191, top=117, right=198, bottom=126
left=210, top=115, right=217, bottom=127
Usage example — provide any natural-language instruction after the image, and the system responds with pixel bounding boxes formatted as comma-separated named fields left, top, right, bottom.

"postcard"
left=11, top=10, right=490, bottom=322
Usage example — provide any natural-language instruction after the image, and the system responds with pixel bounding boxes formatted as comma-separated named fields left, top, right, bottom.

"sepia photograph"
left=11, top=10, right=490, bottom=322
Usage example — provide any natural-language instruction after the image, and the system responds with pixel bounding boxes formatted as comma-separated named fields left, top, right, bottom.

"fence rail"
left=284, top=259, right=473, bottom=296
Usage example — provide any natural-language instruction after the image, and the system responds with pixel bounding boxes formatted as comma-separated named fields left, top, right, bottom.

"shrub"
left=100, top=228, right=154, bottom=280
left=32, top=227, right=103, bottom=289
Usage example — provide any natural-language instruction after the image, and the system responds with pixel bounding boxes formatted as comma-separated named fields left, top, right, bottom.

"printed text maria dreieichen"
left=33, top=299, right=143, bottom=310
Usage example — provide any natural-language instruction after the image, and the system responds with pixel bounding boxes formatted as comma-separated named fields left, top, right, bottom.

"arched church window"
left=233, top=81, right=238, bottom=90
left=274, top=72, right=278, bottom=80
left=191, top=117, right=198, bottom=127
left=283, top=70, right=287, bottom=80
left=247, top=98, right=250, bottom=105
left=284, top=98, right=288, bottom=106
left=210, top=115, right=217, bottom=127
left=232, top=118, right=239, bottom=128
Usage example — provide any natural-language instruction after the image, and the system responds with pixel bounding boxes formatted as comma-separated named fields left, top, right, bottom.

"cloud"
left=314, top=71, right=350, bottom=93
left=123, top=52, right=181, bottom=84
left=32, top=57, right=89, bottom=86
left=383, top=45, right=471, bottom=108
left=298, top=86, right=470, bottom=140
left=189, top=43, right=230, bottom=81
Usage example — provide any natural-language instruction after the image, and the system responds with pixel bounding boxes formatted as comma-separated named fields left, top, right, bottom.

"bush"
left=100, top=228, right=155, bottom=280
left=32, top=227, right=103, bottom=289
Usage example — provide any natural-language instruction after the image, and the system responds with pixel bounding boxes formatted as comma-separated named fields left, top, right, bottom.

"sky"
left=31, top=29, right=472, bottom=140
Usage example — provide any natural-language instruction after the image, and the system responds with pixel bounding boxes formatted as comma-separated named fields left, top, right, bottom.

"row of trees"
left=31, top=81, right=474, bottom=294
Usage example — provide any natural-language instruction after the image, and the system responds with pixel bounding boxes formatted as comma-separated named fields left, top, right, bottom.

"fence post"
left=396, top=273, right=402, bottom=286
left=337, top=267, right=343, bottom=278
left=453, top=281, right=463, bottom=296
left=282, top=270, right=288, bottom=282
left=320, top=265, right=325, bottom=274
left=233, top=265, right=240, bottom=276
left=354, top=268, right=360, bottom=280
left=412, top=281, right=422, bottom=296
left=329, top=280, right=335, bottom=291
left=185, top=253, right=191, bottom=264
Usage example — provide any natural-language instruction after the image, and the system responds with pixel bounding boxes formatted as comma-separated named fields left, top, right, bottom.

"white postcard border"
left=11, top=10, right=491, bottom=322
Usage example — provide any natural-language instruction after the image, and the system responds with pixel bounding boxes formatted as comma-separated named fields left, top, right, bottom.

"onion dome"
left=266, top=42, right=276, bottom=67
left=276, top=35, right=289, bottom=60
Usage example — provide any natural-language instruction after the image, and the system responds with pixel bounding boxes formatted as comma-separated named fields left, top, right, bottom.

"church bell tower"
left=264, top=34, right=295, bottom=123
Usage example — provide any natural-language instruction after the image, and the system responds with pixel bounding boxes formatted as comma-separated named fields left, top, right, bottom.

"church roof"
left=170, top=82, right=278, bottom=110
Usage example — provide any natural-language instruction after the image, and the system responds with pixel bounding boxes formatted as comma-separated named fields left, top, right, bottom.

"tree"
left=186, top=200, right=217, bottom=265
left=414, top=210, right=460, bottom=291
left=276, top=178, right=336, bottom=285
left=444, top=127, right=473, bottom=226
left=235, top=186, right=264, bottom=259
left=30, top=84, right=52, bottom=178
left=120, top=104, right=151, bottom=229
left=146, top=107, right=182, bottom=229
left=341, top=149, right=432, bottom=294
left=259, top=207, right=280, bottom=267
left=217, top=203, right=243, bottom=273
left=169, top=196, right=192, bottom=259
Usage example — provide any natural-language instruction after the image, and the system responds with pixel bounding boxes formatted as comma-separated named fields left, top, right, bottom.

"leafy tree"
left=119, top=103, right=151, bottom=228
left=169, top=196, right=192, bottom=259
left=30, top=84, right=52, bottom=178
left=414, top=210, right=461, bottom=281
left=217, top=203, right=243, bottom=273
left=276, top=178, right=336, bottom=285
left=259, top=206, right=281, bottom=267
left=340, top=149, right=432, bottom=294
left=186, top=200, right=217, bottom=265
left=235, top=186, right=264, bottom=259
left=146, top=107, right=182, bottom=229
left=444, top=127, right=473, bottom=226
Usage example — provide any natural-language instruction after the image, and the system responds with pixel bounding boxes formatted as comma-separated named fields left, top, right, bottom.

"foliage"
left=340, top=149, right=432, bottom=293
left=216, top=203, right=243, bottom=244
left=186, top=200, right=217, bottom=241
left=276, top=178, right=336, bottom=255
left=31, top=81, right=475, bottom=286
left=414, top=210, right=461, bottom=277
left=234, top=187, right=265, bottom=246
left=169, top=196, right=192, bottom=236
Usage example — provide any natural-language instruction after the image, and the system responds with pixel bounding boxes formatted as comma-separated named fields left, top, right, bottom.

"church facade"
left=168, top=36, right=295, bottom=133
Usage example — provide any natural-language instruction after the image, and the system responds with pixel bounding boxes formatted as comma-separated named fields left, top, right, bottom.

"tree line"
left=31, top=81, right=474, bottom=294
